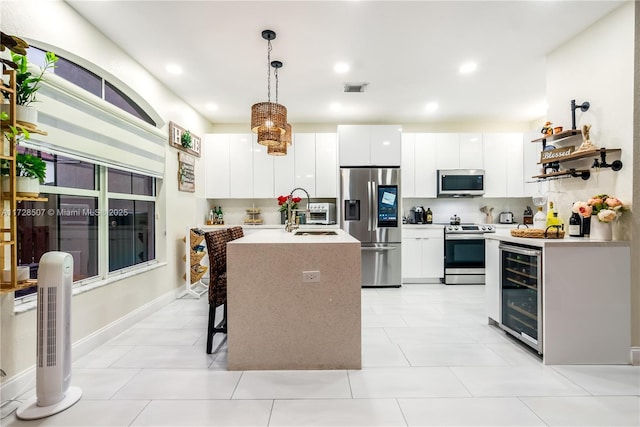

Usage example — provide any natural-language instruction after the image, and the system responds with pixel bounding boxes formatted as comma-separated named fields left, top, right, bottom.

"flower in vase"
left=277, top=195, right=302, bottom=213
left=574, top=193, right=628, bottom=223
left=571, top=201, right=592, bottom=218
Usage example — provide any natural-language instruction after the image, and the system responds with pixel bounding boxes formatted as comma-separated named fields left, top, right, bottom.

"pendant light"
left=267, top=60, right=291, bottom=156
left=251, top=30, right=287, bottom=146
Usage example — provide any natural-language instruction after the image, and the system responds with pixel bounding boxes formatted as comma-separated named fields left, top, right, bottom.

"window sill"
left=13, top=261, right=168, bottom=314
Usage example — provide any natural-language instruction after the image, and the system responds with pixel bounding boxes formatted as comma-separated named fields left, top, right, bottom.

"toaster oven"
left=307, top=203, right=336, bottom=225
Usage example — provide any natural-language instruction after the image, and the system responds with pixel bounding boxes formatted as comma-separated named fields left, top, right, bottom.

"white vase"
left=16, top=176, right=39, bottom=198
left=589, top=219, right=612, bottom=241
left=16, top=105, right=37, bottom=127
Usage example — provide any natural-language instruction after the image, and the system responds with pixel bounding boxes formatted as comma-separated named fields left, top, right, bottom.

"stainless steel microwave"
left=437, top=169, right=485, bottom=197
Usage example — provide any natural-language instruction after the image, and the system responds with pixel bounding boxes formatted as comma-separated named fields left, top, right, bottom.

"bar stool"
left=204, top=229, right=231, bottom=354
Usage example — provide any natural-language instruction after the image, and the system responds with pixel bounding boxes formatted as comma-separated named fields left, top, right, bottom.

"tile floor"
left=2, top=284, right=639, bottom=426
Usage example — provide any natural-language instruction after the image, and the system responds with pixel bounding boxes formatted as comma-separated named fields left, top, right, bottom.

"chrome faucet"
left=285, top=187, right=311, bottom=232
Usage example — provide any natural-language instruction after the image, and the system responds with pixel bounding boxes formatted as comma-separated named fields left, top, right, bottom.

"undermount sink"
left=294, top=231, right=338, bottom=236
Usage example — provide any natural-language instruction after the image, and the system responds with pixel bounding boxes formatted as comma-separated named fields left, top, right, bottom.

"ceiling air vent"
left=343, top=83, right=368, bottom=93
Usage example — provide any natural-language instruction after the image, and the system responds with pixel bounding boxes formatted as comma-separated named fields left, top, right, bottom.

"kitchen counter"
left=485, top=233, right=631, bottom=365
left=485, top=232, right=630, bottom=247
left=226, top=228, right=361, bottom=370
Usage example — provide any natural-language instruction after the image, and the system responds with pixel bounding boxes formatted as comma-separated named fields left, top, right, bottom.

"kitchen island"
left=226, top=228, right=361, bottom=370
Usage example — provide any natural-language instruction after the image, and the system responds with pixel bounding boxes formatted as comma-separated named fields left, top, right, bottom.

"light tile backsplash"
left=403, top=197, right=534, bottom=225
left=200, top=197, right=536, bottom=226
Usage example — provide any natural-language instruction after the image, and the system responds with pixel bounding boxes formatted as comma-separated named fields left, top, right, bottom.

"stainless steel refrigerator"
left=340, top=168, right=401, bottom=288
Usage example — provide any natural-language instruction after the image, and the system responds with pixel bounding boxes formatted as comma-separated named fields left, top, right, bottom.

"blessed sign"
left=169, top=121, right=201, bottom=157
left=539, top=146, right=575, bottom=164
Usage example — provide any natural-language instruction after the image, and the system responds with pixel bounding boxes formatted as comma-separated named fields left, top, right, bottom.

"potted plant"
left=181, top=130, right=192, bottom=149
left=15, top=153, right=45, bottom=197
left=1, top=110, right=31, bottom=193
left=3, top=50, right=58, bottom=128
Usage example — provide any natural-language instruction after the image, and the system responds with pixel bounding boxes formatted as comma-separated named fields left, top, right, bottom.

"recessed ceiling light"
left=459, top=62, right=477, bottom=74
left=382, top=141, right=391, bottom=146
left=425, top=102, right=439, bottom=113
left=334, top=62, right=350, bottom=73
left=205, top=103, right=218, bottom=111
left=330, top=102, right=342, bottom=111
left=165, top=64, right=183, bottom=75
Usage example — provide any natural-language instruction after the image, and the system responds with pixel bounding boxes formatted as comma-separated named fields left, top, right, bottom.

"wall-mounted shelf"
left=531, top=129, right=582, bottom=145
left=537, top=148, right=621, bottom=165
left=532, top=169, right=591, bottom=180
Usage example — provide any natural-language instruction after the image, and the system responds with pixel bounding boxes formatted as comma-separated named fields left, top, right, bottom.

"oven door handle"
left=445, top=234, right=486, bottom=240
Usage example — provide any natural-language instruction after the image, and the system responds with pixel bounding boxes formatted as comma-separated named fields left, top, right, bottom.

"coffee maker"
left=409, top=206, right=425, bottom=224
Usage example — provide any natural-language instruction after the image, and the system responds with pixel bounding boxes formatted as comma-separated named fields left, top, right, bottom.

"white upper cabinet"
left=228, top=134, right=254, bottom=198
left=293, top=133, right=316, bottom=196
left=506, top=135, right=524, bottom=197
left=523, top=130, right=542, bottom=196
left=338, top=125, right=401, bottom=166
left=204, top=134, right=230, bottom=198
left=434, top=133, right=459, bottom=169
left=401, top=133, right=416, bottom=197
left=370, top=125, right=402, bottom=166
left=338, top=125, right=370, bottom=166
left=483, top=133, right=524, bottom=197
left=252, top=136, right=274, bottom=198
left=273, top=142, right=295, bottom=198
left=434, top=133, right=483, bottom=170
left=315, top=133, right=337, bottom=198
left=414, top=133, right=437, bottom=198
left=458, top=133, right=484, bottom=169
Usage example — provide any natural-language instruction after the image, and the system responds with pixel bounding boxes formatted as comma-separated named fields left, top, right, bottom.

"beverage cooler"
left=499, top=243, right=543, bottom=354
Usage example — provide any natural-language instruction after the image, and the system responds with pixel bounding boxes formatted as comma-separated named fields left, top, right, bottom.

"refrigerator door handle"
left=367, top=180, right=373, bottom=231
left=370, top=180, right=377, bottom=231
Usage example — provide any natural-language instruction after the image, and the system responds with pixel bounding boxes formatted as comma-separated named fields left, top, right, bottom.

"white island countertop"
left=230, top=228, right=358, bottom=244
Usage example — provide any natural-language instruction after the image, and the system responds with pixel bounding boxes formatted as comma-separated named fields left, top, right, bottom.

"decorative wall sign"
left=178, top=152, right=195, bottom=192
left=169, top=121, right=201, bottom=157
left=540, top=145, right=575, bottom=163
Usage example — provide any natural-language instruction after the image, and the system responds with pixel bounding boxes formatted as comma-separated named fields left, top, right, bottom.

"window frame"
left=13, top=155, right=158, bottom=306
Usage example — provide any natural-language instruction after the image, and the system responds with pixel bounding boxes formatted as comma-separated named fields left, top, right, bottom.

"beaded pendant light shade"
left=266, top=61, right=292, bottom=155
left=267, top=140, right=287, bottom=156
left=282, top=123, right=292, bottom=145
left=251, top=30, right=287, bottom=146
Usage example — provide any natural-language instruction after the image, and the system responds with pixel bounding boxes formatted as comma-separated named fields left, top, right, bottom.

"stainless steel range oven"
left=444, top=224, right=495, bottom=284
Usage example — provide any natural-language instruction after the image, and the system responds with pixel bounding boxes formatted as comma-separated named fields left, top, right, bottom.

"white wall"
left=545, top=2, right=637, bottom=350
left=1, top=1, right=213, bottom=381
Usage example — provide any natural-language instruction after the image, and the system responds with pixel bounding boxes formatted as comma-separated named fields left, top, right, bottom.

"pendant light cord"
left=267, top=39, right=272, bottom=103
left=274, top=66, right=279, bottom=103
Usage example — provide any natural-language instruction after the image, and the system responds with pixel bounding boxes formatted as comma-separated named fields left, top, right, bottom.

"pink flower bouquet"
left=572, top=194, right=628, bottom=223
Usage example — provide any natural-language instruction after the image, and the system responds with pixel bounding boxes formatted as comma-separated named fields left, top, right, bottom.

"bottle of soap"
left=533, top=206, right=546, bottom=229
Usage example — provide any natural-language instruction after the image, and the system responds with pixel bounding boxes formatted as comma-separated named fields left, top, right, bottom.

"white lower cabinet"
left=484, top=238, right=500, bottom=323
left=402, top=228, right=443, bottom=283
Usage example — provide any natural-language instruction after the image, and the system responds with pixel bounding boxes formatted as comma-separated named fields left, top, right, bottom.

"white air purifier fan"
left=17, top=252, right=82, bottom=420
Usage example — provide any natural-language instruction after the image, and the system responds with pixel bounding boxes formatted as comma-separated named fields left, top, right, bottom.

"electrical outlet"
left=302, top=270, right=320, bottom=283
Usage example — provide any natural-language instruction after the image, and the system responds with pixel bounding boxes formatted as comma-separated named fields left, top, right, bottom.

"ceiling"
left=66, top=0, right=624, bottom=126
